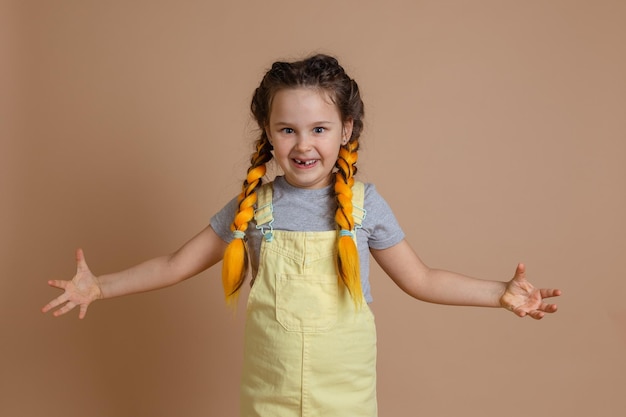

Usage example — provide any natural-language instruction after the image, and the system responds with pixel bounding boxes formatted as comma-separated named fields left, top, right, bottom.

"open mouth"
left=293, top=159, right=318, bottom=167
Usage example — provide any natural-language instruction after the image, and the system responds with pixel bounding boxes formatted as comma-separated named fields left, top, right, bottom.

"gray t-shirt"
left=210, top=176, right=404, bottom=303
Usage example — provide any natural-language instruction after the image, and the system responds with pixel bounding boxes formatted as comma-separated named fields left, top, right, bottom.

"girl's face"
left=266, top=87, right=353, bottom=190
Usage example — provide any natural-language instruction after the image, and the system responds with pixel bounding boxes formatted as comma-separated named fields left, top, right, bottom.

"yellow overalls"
left=240, top=182, right=377, bottom=417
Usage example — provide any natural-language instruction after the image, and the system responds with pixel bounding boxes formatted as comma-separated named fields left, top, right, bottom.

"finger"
left=41, top=301, right=55, bottom=314
left=540, top=302, right=558, bottom=313
left=41, top=293, right=68, bottom=313
left=53, top=301, right=76, bottom=317
left=510, top=306, right=527, bottom=318
left=75, top=248, right=90, bottom=273
left=540, top=288, right=562, bottom=299
left=47, top=279, right=68, bottom=290
left=78, top=303, right=89, bottom=320
left=527, top=310, right=545, bottom=320
left=513, top=263, right=526, bottom=280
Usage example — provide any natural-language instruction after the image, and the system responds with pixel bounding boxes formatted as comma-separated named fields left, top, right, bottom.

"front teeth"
left=295, top=159, right=316, bottom=166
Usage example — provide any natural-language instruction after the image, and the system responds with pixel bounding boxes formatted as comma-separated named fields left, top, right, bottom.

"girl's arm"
left=42, top=225, right=228, bottom=319
left=370, top=239, right=560, bottom=319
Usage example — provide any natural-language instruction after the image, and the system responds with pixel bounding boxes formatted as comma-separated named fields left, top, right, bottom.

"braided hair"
left=222, top=54, right=365, bottom=306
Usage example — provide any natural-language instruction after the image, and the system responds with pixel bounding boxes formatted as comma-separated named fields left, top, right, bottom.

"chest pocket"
left=275, top=272, right=339, bottom=333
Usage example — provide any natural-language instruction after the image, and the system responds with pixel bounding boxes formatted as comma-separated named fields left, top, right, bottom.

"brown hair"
left=222, top=54, right=365, bottom=306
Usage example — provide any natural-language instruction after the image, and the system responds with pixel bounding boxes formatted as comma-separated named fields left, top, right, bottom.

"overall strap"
left=351, top=181, right=366, bottom=230
left=254, top=183, right=275, bottom=241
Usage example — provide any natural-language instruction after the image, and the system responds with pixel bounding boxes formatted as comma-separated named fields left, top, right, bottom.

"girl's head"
left=251, top=54, right=364, bottom=149
left=222, top=54, right=365, bottom=306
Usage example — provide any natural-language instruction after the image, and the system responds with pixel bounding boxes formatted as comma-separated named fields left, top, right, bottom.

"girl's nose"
left=294, top=134, right=313, bottom=151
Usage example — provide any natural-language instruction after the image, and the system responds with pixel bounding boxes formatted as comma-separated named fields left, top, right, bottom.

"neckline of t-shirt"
left=274, top=176, right=334, bottom=198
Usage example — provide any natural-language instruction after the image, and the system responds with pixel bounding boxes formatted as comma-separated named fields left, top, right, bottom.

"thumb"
left=75, top=248, right=90, bottom=272
left=513, top=262, right=527, bottom=281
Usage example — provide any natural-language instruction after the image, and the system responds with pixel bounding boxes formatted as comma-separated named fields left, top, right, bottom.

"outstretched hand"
left=500, top=263, right=561, bottom=320
left=41, top=249, right=103, bottom=319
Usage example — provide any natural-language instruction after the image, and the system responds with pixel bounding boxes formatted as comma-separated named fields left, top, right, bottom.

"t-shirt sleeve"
left=210, top=196, right=239, bottom=243
left=363, top=183, right=405, bottom=250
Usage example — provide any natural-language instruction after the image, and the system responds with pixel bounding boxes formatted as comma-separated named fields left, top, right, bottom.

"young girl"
left=42, top=54, right=561, bottom=416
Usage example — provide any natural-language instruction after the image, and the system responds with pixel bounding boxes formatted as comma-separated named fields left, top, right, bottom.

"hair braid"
left=334, top=138, right=362, bottom=307
left=221, top=135, right=273, bottom=304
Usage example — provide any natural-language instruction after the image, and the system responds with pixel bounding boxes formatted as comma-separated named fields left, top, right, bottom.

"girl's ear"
left=342, top=118, right=354, bottom=145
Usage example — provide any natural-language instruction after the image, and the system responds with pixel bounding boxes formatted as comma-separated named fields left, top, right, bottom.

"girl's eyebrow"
left=272, top=120, right=335, bottom=126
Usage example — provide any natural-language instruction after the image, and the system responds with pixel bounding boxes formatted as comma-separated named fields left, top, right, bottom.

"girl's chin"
left=284, top=173, right=333, bottom=190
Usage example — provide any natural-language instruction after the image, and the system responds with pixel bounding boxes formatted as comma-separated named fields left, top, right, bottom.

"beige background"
left=2, top=0, right=625, bottom=416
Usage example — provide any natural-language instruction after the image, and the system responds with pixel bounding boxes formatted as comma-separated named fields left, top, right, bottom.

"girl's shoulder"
left=359, top=181, right=405, bottom=249
left=361, top=181, right=398, bottom=221
left=362, top=181, right=384, bottom=204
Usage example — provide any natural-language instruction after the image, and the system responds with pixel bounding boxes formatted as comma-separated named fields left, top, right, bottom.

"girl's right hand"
left=42, top=248, right=103, bottom=319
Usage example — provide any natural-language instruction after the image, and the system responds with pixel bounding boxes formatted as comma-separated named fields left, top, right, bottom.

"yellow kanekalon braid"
left=222, top=139, right=272, bottom=305
left=334, top=139, right=363, bottom=308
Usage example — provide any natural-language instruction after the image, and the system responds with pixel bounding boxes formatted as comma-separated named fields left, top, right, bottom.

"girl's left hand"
left=500, top=263, right=561, bottom=319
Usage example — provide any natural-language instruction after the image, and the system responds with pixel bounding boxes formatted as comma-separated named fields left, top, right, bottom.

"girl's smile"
left=266, top=87, right=352, bottom=189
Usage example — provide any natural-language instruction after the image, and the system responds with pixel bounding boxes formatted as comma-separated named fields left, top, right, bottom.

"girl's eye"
left=313, top=127, right=325, bottom=134
left=282, top=128, right=294, bottom=134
